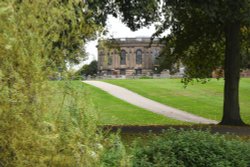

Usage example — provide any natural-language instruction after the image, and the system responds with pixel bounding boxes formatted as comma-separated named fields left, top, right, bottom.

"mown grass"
left=105, top=78, right=250, bottom=124
left=50, top=81, right=185, bottom=125
left=82, top=82, right=185, bottom=125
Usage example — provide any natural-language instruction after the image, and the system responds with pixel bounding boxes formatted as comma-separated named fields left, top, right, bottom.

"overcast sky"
left=73, top=15, right=168, bottom=70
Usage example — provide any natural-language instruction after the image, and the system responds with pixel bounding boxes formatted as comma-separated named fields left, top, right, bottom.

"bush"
left=40, top=81, right=129, bottom=167
left=139, top=76, right=152, bottom=79
left=100, top=134, right=129, bottom=167
left=131, top=129, right=250, bottom=167
left=0, top=1, right=127, bottom=165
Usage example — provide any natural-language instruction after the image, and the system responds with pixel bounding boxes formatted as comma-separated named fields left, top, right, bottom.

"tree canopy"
left=76, top=60, right=98, bottom=77
left=93, top=0, right=250, bottom=125
left=156, top=1, right=250, bottom=125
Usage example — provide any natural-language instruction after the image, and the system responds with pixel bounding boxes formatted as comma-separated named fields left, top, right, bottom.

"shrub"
left=139, top=76, right=152, bottom=79
left=131, top=129, right=250, bottom=167
left=100, top=134, right=129, bottom=167
left=0, top=1, right=127, bottom=166
left=44, top=81, right=128, bottom=167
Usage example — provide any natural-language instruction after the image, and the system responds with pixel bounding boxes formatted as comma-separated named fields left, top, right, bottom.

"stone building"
left=97, top=38, right=164, bottom=76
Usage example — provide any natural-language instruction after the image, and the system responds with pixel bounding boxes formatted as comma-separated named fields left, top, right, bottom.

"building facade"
left=97, top=38, right=164, bottom=76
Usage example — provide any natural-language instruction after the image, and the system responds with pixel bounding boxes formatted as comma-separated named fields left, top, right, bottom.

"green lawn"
left=81, top=82, right=185, bottom=125
left=51, top=81, right=184, bottom=125
left=105, top=78, right=250, bottom=124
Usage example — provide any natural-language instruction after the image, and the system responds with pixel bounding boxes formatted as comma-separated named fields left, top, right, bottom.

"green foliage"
left=157, top=1, right=227, bottom=80
left=96, top=0, right=250, bottom=124
left=0, top=1, right=127, bottom=166
left=112, top=0, right=160, bottom=31
left=87, top=0, right=160, bottom=31
left=152, top=1, right=250, bottom=84
left=42, top=82, right=102, bottom=166
left=76, top=60, right=98, bottom=77
left=95, top=0, right=250, bottom=81
left=241, top=53, right=250, bottom=69
left=0, top=1, right=52, bottom=165
left=131, top=129, right=250, bottom=167
left=241, top=27, right=250, bottom=69
left=139, top=76, right=153, bottom=79
left=42, top=81, right=128, bottom=166
left=101, top=134, right=129, bottom=167
left=48, top=1, right=101, bottom=66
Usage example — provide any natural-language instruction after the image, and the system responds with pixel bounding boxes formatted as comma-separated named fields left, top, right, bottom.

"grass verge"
left=104, top=78, right=250, bottom=124
left=51, top=81, right=185, bottom=125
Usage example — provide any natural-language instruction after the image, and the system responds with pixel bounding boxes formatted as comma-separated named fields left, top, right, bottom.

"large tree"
left=153, top=1, right=250, bottom=125
left=155, top=1, right=250, bottom=126
left=90, top=0, right=250, bottom=125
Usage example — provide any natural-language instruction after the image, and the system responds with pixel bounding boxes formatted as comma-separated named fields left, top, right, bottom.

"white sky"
left=73, top=15, right=169, bottom=70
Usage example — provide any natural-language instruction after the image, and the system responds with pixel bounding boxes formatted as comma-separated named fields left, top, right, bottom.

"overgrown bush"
left=131, top=129, right=250, bottom=167
left=41, top=81, right=128, bottom=166
left=0, top=1, right=128, bottom=166
left=100, top=134, right=129, bottom=167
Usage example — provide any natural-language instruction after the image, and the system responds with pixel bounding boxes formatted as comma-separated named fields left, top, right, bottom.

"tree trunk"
left=220, top=21, right=245, bottom=126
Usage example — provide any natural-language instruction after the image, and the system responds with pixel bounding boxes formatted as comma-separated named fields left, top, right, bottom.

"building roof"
left=115, top=37, right=160, bottom=43
left=97, top=37, right=163, bottom=49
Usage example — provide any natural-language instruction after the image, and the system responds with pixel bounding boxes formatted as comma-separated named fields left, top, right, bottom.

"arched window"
left=136, top=49, right=142, bottom=64
left=107, top=53, right=112, bottom=65
left=152, top=49, right=160, bottom=64
left=108, top=57, right=112, bottom=65
left=120, top=50, right=126, bottom=65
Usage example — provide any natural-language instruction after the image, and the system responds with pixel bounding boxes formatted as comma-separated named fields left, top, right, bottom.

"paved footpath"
left=83, top=80, right=218, bottom=124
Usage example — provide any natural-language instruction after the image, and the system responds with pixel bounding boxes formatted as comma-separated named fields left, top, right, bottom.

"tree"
left=241, top=27, right=250, bottom=69
left=77, top=60, right=98, bottom=77
left=153, top=1, right=250, bottom=126
left=92, top=0, right=250, bottom=125
left=88, top=60, right=98, bottom=76
left=241, top=53, right=250, bottom=69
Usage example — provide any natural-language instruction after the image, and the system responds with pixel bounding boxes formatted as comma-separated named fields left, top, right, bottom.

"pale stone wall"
left=97, top=38, right=164, bottom=76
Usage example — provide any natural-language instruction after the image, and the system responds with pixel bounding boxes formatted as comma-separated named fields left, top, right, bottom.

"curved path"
left=83, top=81, right=218, bottom=124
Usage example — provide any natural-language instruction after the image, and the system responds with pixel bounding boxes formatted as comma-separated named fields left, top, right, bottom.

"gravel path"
left=83, top=80, right=218, bottom=124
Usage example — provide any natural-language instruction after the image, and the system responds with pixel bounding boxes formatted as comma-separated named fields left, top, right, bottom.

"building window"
left=136, top=49, right=142, bottom=64
left=120, top=69, right=126, bottom=75
left=99, top=52, right=104, bottom=66
left=108, top=56, right=112, bottom=65
left=120, top=50, right=126, bottom=65
left=152, top=49, right=160, bottom=65
left=135, top=69, right=142, bottom=75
